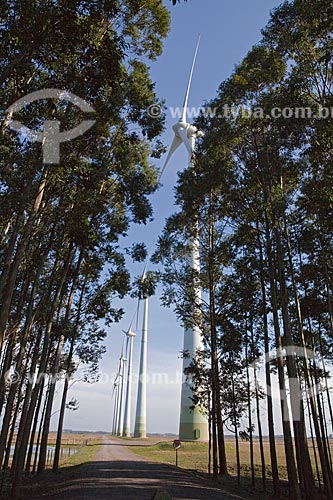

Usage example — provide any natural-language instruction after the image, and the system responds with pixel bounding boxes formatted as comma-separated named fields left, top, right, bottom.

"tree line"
left=0, top=1, right=170, bottom=497
left=154, top=1, right=333, bottom=498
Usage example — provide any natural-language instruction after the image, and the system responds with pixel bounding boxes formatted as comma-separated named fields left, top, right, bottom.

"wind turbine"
left=116, top=335, right=128, bottom=436
left=122, top=327, right=136, bottom=437
left=114, top=248, right=151, bottom=438
left=111, top=378, right=119, bottom=435
left=162, top=36, right=208, bottom=442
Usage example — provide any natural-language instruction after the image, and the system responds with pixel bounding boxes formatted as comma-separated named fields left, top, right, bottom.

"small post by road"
left=173, top=440, right=181, bottom=467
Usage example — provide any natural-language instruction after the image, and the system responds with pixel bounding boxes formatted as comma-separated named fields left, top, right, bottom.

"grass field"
left=47, top=432, right=104, bottom=447
left=49, top=432, right=104, bottom=467
left=57, top=440, right=101, bottom=467
left=129, top=437, right=333, bottom=482
left=11, top=432, right=104, bottom=447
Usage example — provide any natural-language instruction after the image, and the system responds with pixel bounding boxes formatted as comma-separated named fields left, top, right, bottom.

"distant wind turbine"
left=111, top=378, right=119, bottom=435
left=122, top=327, right=136, bottom=437
left=115, top=334, right=127, bottom=436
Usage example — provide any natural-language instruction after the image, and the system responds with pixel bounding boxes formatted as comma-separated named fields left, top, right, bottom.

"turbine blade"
left=177, top=126, right=193, bottom=156
left=159, top=134, right=182, bottom=181
left=141, top=263, right=147, bottom=281
left=181, top=35, right=201, bottom=123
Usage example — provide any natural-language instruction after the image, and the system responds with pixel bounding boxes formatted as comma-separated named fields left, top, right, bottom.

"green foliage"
left=0, top=0, right=170, bottom=489
left=157, top=0, right=333, bottom=493
left=132, top=270, right=159, bottom=299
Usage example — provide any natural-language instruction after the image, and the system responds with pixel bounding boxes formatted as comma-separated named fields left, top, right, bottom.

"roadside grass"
left=58, top=443, right=100, bottom=467
left=130, top=441, right=209, bottom=472
left=129, top=439, right=287, bottom=476
left=128, top=437, right=332, bottom=483
left=50, top=433, right=104, bottom=468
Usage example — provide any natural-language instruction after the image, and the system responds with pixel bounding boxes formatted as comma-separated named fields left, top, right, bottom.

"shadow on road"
left=19, top=460, right=247, bottom=500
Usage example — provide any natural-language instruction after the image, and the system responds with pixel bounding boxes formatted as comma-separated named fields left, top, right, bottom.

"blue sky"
left=51, top=0, right=284, bottom=434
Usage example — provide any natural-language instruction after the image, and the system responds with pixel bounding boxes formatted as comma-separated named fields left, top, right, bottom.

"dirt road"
left=27, top=437, right=249, bottom=500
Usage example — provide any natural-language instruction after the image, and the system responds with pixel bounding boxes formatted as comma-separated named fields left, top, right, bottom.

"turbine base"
left=179, top=421, right=208, bottom=442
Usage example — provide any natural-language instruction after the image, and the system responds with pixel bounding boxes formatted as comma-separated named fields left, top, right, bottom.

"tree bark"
left=257, top=220, right=279, bottom=496
left=11, top=245, right=74, bottom=498
left=265, top=214, right=301, bottom=500
left=53, top=272, right=85, bottom=471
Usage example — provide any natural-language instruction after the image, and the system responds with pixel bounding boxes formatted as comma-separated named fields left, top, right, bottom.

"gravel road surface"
left=28, top=437, right=249, bottom=500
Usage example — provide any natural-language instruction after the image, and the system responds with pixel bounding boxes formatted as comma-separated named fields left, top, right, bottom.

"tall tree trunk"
left=216, top=407, right=227, bottom=476
left=265, top=214, right=301, bottom=500
left=256, top=220, right=279, bottom=496
left=25, top=381, right=45, bottom=473
left=282, top=219, right=333, bottom=497
left=11, top=246, right=73, bottom=498
left=208, top=388, right=212, bottom=476
left=306, top=394, right=322, bottom=494
left=0, top=329, right=17, bottom=416
left=299, top=247, right=333, bottom=496
left=0, top=266, right=31, bottom=414
left=250, top=314, right=266, bottom=491
left=0, top=168, right=48, bottom=351
left=0, top=256, right=45, bottom=466
left=311, top=356, right=333, bottom=494
left=253, top=357, right=266, bottom=491
left=274, top=225, right=316, bottom=498
left=33, top=383, right=49, bottom=474
left=10, top=326, right=46, bottom=476
left=245, top=326, right=255, bottom=487
left=207, top=199, right=227, bottom=476
left=2, top=394, right=20, bottom=473
left=53, top=272, right=85, bottom=471
left=38, top=250, right=81, bottom=473
left=318, top=333, right=333, bottom=439
left=0, top=212, right=24, bottom=309
left=231, top=365, right=241, bottom=485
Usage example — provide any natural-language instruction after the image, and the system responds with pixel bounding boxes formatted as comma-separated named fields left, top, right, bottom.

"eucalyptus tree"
left=0, top=1, right=170, bottom=496
left=192, top=30, right=328, bottom=494
left=155, top=1, right=333, bottom=497
left=154, top=169, right=234, bottom=478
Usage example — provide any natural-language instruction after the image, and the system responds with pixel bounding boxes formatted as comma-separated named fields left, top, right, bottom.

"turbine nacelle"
left=172, top=122, right=204, bottom=141
left=123, top=328, right=136, bottom=338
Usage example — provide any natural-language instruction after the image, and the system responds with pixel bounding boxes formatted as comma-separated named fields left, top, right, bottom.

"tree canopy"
left=0, top=1, right=170, bottom=496
left=156, top=0, right=333, bottom=496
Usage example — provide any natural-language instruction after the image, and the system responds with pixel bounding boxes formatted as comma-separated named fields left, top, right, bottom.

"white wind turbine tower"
left=122, top=327, right=136, bottom=437
left=111, top=378, right=119, bottom=435
left=161, top=36, right=208, bottom=441
left=113, top=252, right=150, bottom=438
left=116, top=335, right=128, bottom=436
left=134, top=269, right=149, bottom=438
left=112, top=319, right=136, bottom=437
